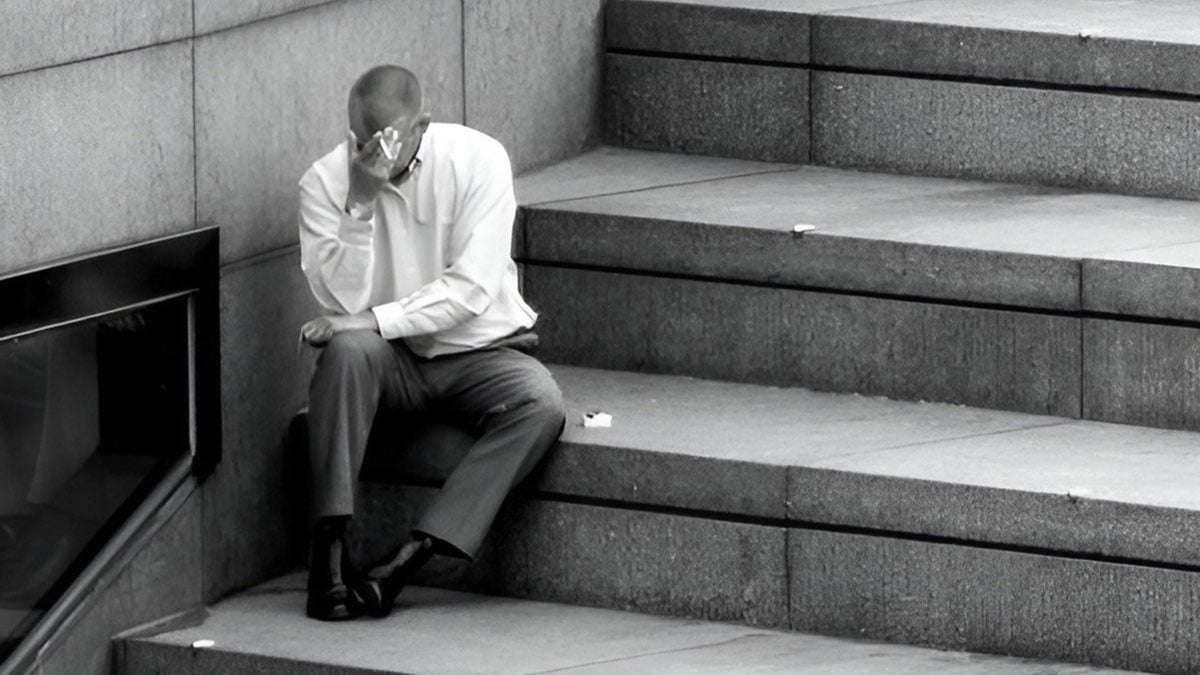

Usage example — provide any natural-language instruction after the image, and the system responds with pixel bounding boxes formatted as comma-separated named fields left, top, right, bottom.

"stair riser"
left=814, top=71, right=1200, bottom=200
left=609, top=0, right=1200, bottom=96
left=1084, top=318, right=1200, bottom=431
left=811, top=14, right=1200, bottom=95
left=356, top=484, right=789, bottom=628
left=526, top=265, right=1200, bottom=432
left=120, top=641, right=390, bottom=675
left=606, top=54, right=1200, bottom=200
left=793, top=530, right=1200, bottom=675
left=607, top=1, right=810, bottom=64
left=522, top=209, right=1080, bottom=311
left=357, top=486, right=1199, bottom=675
left=524, top=264, right=1081, bottom=417
left=604, top=54, right=809, bottom=164
left=790, top=467, right=1200, bottom=568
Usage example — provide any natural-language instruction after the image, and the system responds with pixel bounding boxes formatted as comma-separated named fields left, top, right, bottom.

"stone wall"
left=0, top=1, right=604, bottom=671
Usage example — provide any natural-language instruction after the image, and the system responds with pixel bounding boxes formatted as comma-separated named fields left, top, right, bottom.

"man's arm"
left=299, top=134, right=406, bottom=346
left=300, top=309, right=378, bottom=346
left=298, top=166, right=379, bottom=317
left=369, top=139, right=517, bottom=340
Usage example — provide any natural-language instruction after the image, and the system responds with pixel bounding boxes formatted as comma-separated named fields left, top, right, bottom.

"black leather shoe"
left=350, top=537, right=433, bottom=618
left=306, top=521, right=361, bottom=621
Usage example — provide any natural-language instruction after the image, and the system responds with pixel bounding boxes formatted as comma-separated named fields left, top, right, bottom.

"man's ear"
left=414, top=112, right=432, bottom=135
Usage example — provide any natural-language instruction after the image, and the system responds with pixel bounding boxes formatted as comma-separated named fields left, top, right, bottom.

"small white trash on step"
left=583, top=411, right=613, bottom=428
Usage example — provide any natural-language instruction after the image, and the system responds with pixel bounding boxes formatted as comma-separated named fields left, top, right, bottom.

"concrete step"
left=118, top=574, right=1145, bottom=675
left=515, top=147, right=1200, bottom=430
left=343, top=365, right=1200, bottom=674
left=609, top=0, right=1200, bottom=94
left=603, top=0, right=1200, bottom=199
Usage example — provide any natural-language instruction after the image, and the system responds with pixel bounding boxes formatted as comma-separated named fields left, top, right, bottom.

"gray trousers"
left=307, top=330, right=565, bottom=559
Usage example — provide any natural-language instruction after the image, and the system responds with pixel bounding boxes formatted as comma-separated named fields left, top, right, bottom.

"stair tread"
left=552, top=365, right=1199, bottom=511
left=519, top=147, right=1200, bottom=257
left=365, top=365, right=1200, bottom=567
left=517, top=147, right=1200, bottom=318
left=123, top=572, right=1144, bottom=675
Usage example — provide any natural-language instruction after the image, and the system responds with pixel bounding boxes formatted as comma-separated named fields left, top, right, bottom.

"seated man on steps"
left=297, top=64, right=565, bottom=621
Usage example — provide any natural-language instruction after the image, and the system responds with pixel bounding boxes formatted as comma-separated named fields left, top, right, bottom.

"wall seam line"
left=806, top=17, right=815, bottom=163
left=784, top=470, right=794, bottom=630
left=191, top=0, right=199, bottom=236
left=220, top=243, right=302, bottom=276
left=461, top=0, right=468, bottom=125
left=0, top=0, right=345, bottom=82
left=1078, top=261, right=1086, bottom=421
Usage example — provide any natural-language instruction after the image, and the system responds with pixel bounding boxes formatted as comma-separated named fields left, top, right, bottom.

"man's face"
left=348, top=99, right=427, bottom=179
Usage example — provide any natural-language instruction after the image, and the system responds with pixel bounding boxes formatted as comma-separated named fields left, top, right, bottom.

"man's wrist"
left=360, top=310, right=380, bottom=334
left=344, top=197, right=375, bottom=221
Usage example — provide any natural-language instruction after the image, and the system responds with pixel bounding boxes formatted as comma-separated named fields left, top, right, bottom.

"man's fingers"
left=303, top=330, right=330, bottom=347
left=351, top=152, right=391, bottom=180
left=300, top=319, right=331, bottom=346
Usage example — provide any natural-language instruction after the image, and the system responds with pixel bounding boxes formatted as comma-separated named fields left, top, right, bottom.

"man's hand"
left=300, top=312, right=380, bottom=347
left=346, top=128, right=403, bottom=215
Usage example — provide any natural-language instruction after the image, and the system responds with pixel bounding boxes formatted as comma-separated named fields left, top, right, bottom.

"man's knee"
left=520, top=367, right=566, bottom=436
left=478, top=360, right=565, bottom=435
left=317, top=330, right=391, bottom=371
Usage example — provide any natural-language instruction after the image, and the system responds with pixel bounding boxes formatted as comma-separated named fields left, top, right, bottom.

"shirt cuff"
left=370, top=302, right=407, bottom=340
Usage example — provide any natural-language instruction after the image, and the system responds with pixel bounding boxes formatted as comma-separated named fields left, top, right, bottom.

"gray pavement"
left=123, top=573, right=1145, bottom=675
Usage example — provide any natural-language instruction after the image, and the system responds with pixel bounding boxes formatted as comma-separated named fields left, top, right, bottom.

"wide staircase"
left=119, top=2, right=1200, bottom=673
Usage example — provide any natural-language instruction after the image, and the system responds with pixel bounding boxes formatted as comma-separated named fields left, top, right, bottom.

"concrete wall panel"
left=194, top=0, right=464, bottom=264
left=35, top=491, right=202, bottom=675
left=0, top=0, right=190, bottom=77
left=195, top=0, right=335, bottom=35
left=465, top=0, right=605, bottom=174
left=202, top=249, right=322, bottom=601
left=0, top=44, right=195, bottom=275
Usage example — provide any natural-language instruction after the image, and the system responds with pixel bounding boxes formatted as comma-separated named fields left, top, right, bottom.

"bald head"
left=348, top=65, right=424, bottom=139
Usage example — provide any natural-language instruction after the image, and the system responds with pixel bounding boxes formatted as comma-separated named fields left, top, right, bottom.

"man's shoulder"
left=301, top=141, right=351, bottom=189
left=426, top=123, right=507, bottom=163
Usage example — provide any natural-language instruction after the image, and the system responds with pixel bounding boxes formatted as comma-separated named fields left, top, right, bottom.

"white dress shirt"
left=299, top=123, right=537, bottom=358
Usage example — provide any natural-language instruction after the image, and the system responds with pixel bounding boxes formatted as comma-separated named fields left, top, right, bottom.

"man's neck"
left=389, top=134, right=424, bottom=184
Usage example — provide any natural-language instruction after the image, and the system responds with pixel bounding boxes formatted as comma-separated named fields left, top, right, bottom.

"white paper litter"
left=583, top=411, right=613, bottom=428
left=792, top=224, right=816, bottom=234
left=191, top=639, right=216, bottom=649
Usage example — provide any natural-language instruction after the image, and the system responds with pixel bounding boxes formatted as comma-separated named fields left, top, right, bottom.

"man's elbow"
left=457, top=280, right=495, bottom=317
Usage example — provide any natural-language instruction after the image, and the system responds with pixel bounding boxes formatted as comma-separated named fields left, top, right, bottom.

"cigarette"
left=380, top=140, right=395, bottom=161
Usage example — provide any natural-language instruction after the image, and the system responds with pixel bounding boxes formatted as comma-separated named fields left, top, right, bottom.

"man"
left=297, top=65, right=565, bottom=621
